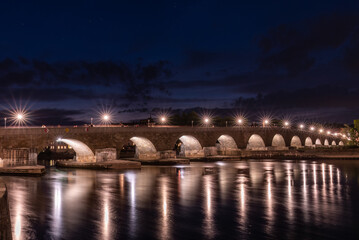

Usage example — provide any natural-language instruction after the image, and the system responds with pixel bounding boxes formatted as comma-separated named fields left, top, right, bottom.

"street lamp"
left=203, top=117, right=211, bottom=127
left=319, top=129, right=324, bottom=133
left=263, top=119, right=269, bottom=127
left=237, top=118, right=243, bottom=125
left=102, top=114, right=110, bottom=126
left=310, top=126, right=315, bottom=131
left=160, top=116, right=167, bottom=125
left=284, top=121, right=290, bottom=127
left=299, top=124, right=304, bottom=129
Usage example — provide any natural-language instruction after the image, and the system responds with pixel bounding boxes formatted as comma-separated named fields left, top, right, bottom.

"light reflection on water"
left=3, top=160, right=359, bottom=239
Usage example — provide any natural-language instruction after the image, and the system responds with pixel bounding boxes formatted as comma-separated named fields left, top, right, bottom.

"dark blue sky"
left=0, top=0, right=358, bottom=124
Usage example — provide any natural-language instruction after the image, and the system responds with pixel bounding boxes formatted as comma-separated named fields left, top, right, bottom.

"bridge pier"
left=95, top=148, right=117, bottom=162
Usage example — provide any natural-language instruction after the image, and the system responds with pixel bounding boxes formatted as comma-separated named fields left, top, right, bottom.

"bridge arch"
left=315, top=138, right=322, bottom=145
left=58, top=138, right=95, bottom=162
left=272, top=134, right=286, bottom=148
left=129, top=137, right=157, bottom=159
left=339, top=141, right=344, bottom=146
left=217, top=135, right=238, bottom=150
left=324, top=139, right=329, bottom=146
left=290, top=136, right=302, bottom=147
left=331, top=140, right=337, bottom=146
left=247, top=134, right=265, bottom=150
left=305, top=137, right=313, bottom=146
left=175, top=135, right=203, bottom=157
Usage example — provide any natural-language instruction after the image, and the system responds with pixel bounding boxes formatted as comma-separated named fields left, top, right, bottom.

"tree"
left=343, top=124, right=359, bottom=146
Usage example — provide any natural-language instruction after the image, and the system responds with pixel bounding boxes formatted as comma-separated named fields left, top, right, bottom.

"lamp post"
left=204, top=118, right=210, bottom=128
left=263, top=119, right=269, bottom=127
left=103, top=114, right=110, bottom=126
left=160, top=116, right=166, bottom=125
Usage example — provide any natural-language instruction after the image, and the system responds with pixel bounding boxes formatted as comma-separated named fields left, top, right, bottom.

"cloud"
left=0, top=58, right=172, bottom=103
left=257, top=12, right=359, bottom=76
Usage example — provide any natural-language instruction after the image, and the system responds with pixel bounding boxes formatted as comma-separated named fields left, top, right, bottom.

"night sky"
left=1, top=0, right=359, bottom=125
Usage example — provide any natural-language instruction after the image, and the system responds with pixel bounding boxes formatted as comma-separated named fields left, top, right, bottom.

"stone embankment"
left=56, top=159, right=141, bottom=169
left=0, top=179, right=12, bottom=240
left=189, top=148, right=359, bottom=161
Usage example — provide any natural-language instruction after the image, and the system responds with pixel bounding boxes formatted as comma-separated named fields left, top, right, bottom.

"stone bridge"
left=0, top=126, right=344, bottom=164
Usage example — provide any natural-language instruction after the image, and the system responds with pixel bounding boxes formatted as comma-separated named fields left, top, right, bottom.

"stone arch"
left=175, top=135, right=204, bottom=157
left=217, top=135, right=238, bottom=150
left=331, top=140, right=337, bottom=146
left=129, top=137, right=158, bottom=159
left=290, top=136, right=302, bottom=147
left=339, top=141, right=344, bottom=146
left=324, top=139, right=329, bottom=146
left=315, top=138, right=322, bottom=145
left=58, top=138, right=95, bottom=162
left=247, top=134, right=266, bottom=150
left=272, top=134, right=286, bottom=148
left=305, top=137, right=313, bottom=146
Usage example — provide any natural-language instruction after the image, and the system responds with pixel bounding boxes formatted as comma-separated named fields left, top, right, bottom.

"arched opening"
left=331, top=141, right=337, bottom=146
left=217, top=135, right=238, bottom=150
left=339, top=141, right=344, bottom=146
left=247, top=134, right=266, bottom=150
left=174, top=135, right=203, bottom=157
left=126, top=137, right=158, bottom=160
left=38, top=141, right=75, bottom=166
left=315, top=138, right=322, bottom=145
left=290, top=136, right=302, bottom=147
left=305, top=137, right=313, bottom=146
left=272, top=134, right=286, bottom=148
left=324, top=139, right=329, bottom=146
left=58, top=138, right=95, bottom=162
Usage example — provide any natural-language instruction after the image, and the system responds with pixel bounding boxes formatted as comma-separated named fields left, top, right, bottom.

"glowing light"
left=17, top=114, right=23, bottom=120
left=284, top=121, right=289, bottom=127
left=103, top=114, right=110, bottom=121
left=203, top=117, right=210, bottom=125
left=310, top=126, right=315, bottom=131
left=319, top=129, right=323, bottom=133
left=299, top=124, right=304, bottom=129
left=264, top=119, right=269, bottom=124
left=237, top=118, right=243, bottom=124
left=57, top=138, right=62, bottom=142
left=327, top=131, right=331, bottom=135
left=161, top=117, right=166, bottom=122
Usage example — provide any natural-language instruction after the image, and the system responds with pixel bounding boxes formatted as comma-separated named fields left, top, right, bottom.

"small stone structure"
left=159, top=150, right=176, bottom=159
left=204, top=147, right=218, bottom=157
left=1, top=148, right=37, bottom=167
left=95, top=148, right=117, bottom=162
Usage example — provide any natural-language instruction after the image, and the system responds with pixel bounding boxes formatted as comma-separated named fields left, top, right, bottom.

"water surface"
left=3, top=160, right=359, bottom=239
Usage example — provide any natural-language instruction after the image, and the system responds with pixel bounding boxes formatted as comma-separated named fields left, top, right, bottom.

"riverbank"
left=0, top=178, right=12, bottom=240
left=187, top=148, right=359, bottom=161
left=56, top=159, right=141, bottom=169
left=122, top=157, right=190, bottom=165
left=0, top=165, right=45, bottom=176
left=239, top=148, right=359, bottom=160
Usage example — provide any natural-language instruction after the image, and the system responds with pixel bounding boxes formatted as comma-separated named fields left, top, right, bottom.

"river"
left=2, top=160, right=359, bottom=239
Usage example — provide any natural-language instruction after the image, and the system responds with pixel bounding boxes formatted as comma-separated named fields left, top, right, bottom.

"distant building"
left=48, top=142, right=73, bottom=152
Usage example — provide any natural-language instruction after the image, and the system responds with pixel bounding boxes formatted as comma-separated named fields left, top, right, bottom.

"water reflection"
left=2, top=160, right=358, bottom=239
left=203, top=174, right=215, bottom=239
